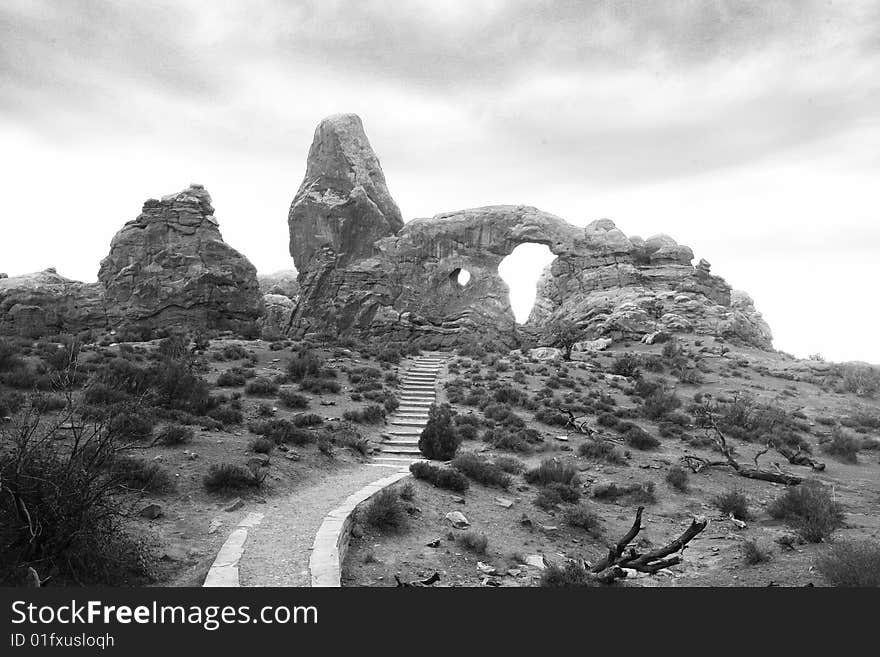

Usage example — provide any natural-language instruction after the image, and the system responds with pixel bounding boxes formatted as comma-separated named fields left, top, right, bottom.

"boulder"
left=258, top=270, right=300, bottom=298
left=528, top=347, right=563, bottom=361
left=138, top=503, right=163, bottom=520
left=98, top=184, right=263, bottom=334
left=445, top=511, right=470, bottom=529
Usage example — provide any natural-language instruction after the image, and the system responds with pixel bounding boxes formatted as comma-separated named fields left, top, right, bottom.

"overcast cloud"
left=1, top=1, right=878, bottom=362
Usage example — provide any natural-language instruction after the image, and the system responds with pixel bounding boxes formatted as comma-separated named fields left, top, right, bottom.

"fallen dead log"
left=395, top=572, right=440, bottom=587
left=585, top=507, right=708, bottom=584
left=775, top=444, right=825, bottom=471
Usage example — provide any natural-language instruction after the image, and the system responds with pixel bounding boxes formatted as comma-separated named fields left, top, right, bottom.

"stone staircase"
left=371, top=352, right=447, bottom=467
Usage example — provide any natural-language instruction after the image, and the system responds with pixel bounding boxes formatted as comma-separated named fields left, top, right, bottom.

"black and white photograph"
left=1, top=0, right=878, bottom=649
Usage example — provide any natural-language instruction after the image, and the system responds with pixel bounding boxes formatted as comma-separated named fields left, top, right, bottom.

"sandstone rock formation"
left=286, top=114, right=774, bottom=351
left=0, top=269, right=105, bottom=337
left=98, top=184, right=263, bottom=334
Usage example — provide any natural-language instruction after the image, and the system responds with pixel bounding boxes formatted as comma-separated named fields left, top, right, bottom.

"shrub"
left=482, top=428, right=532, bottom=453
left=418, top=403, right=461, bottom=461
left=767, top=480, right=845, bottom=542
left=250, top=437, right=274, bottom=454
left=155, top=424, right=194, bottom=446
left=611, top=353, right=641, bottom=378
left=564, top=503, right=602, bottom=535
left=249, top=419, right=315, bottom=446
left=0, top=338, right=24, bottom=371
left=741, top=539, right=771, bottom=565
left=245, top=377, right=279, bottom=396
left=493, top=455, right=526, bottom=473
left=292, top=413, right=323, bottom=427
left=482, top=403, right=525, bottom=428
left=452, top=452, right=512, bottom=489
left=815, top=540, right=880, bottom=586
left=525, top=458, right=580, bottom=487
left=623, top=426, right=660, bottom=450
left=362, top=488, right=407, bottom=532
left=665, top=465, right=689, bottom=492
left=278, top=388, right=309, bottom=409
left=343, top=404, right=386, bottom=424
left=409, top=461, right=470, bottom=492
left=534, top=408, right=568, bottom=427
left=207, top=404, right=243, bottom=426
left=109, top=456, right=175, bottom=493
left=540, top=561, right=596, bottom=587
left=203, top=463, right=262, bottom=492
left=821, top=427, right=861, bottom=463
left=641, top=388, right=682, bottom=420
left=535, top=487, right=564, bottom=510
left=593, top=481, right=656, bottom=504
left=578, top=440, right=627, bottom=465
left=713, top=488, right=751, bottom=519
left=216, top=369, right=247, bottom=387
left=596, top=412, right=619, bottom=428
left=299, top=377, right=341, bottom=394
left=457, top=531, right=488, bottom=554
left=287, top=350, right=323, bottom=382
left=109, top=410, right=155, bottom=442
left=0, top=425, right=152, bottom=585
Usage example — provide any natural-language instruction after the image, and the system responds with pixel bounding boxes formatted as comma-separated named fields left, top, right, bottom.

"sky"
left=1, top=0, right=878, bottom=363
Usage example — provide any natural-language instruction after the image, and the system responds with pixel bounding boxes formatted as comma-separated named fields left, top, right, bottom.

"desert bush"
left=216, top=369, right=248, bottom=386
left=741, top=539, right=771, bottom=565
left=278, top=389, right=309, bottom=409
left=249, top=419, right=315, bottom=446
left=292, top=413, right=323, bottom=427
left=245, top=377, right=279, bottom=396
left=409, top=461, right=470, bottom=492
left=109, top=456, right=175, bottom=493
left=287, top=350, right=323, bottom=382
left=767, top=480, right=845, bottom=542
left=343, top=404, right=386, bottom=424
left=623, top=426, right=660, bottom=450
left=493, top=455, right=526, bottom=473
left=540, top=561, right=596, bottom=587
left=593, top=481, right=656, bottom=504
left=534, top=408, right=568, bottom=427
left=0, top=420, right=153, bottom=585
left=452, top=452, right=512, bottom=489
left=250, top=436, right=274, bottom=454
left=457, top=531, right=488, bottom=554
left=665, top=465, right=689, bottom=492
left=713, top=488, right=751, bottom=519
left=821, top=427, right=861, bottom=463
left=525, top=458, right=580, bottom=487
left=611, top=353, right=641, bottom=378
left=482, top=427, right=532, bottom=453
left=299, top=377, right=341, bottom=394
left=578, top=440, right=627, bottom=465
left=418, top=403, right=461, bottom=461
left=0, top=390, right=25, bottom=417
left=362, top=488, right=407, bottom=531
left=203, top=463, right=263, bottom=492
left=154, top=423, right=194, bottom=446
left=482, top=402, right=525, bottom=428
left=640, top=387, right=682, bottom=420
left=564, top=503, right=602, bottom=535
left=815, top=540, right=880, bottom=586
left=109, top=409, right=155, bottom=442
left=0, top=338, right=24, bottom=371
left=835, top=362, right=880, bottom=397
left=207, top=403, right=243, bottom=426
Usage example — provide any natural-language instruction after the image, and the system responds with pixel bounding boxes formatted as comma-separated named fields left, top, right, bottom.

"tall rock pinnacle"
left=288, top=114, right=403, bottom=271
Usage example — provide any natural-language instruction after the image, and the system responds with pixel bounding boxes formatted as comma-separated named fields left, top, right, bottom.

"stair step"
left=390, top=419, right=427, bottom=426
left=380, top=447, right=423, bottom=455
left=383, top=439, right=420, bottom=447
left=388, top=429, right=423, bottom=436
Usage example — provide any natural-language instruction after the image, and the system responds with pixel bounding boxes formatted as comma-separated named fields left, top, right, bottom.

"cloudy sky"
left=1, top=1, right=878, bottom=362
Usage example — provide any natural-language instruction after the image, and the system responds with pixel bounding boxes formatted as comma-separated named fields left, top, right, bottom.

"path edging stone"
left=309, top=470, right=411, bottom=587
left=203, top=511, right=264, bottom=587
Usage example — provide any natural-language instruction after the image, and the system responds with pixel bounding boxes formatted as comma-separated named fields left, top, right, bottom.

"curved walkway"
left=219, top=353, right=448, bottom=587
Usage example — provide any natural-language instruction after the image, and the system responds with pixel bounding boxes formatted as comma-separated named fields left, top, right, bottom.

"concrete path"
left=232, top=352, right=448, bottom=586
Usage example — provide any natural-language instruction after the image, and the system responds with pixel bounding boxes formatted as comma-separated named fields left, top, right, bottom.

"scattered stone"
left=445, top=511, right=470, bottom=529
left=524, top=555, right=545, bottom=569
left=224, top=498, right=244, bottom=512
left=207, top=518, right=223, bottom=535
left=138, top=503, right=163, bottom=520
left=426, top=539, right=441, bottom=548
left=538, top=524, right=559, bottom=534
left=451, top=496, right=466, bottom=504
left=477, top=562, right=497, bottom=575
left=494, top=497, right=514, bottom=509
left=285, top=451, right=301, bottom=461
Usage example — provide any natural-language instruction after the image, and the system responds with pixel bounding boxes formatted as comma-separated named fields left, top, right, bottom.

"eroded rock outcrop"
left=98, top=184, right=263, bottom=333
left=287, top=114, right=774, bottom=350
left=0, top=269, right=105, bottom=337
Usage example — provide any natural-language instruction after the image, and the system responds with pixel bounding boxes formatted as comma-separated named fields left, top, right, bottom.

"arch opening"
left=450, top=267, right=471, bottom=287
left=498, top=243, right=556, bottom=324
